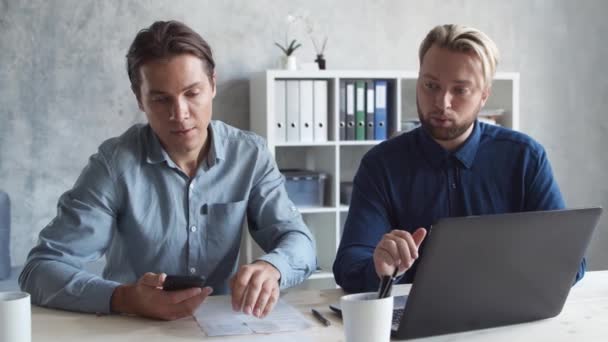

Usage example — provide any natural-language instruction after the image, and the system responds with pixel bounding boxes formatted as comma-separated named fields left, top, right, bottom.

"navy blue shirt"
left=333, top=121, right=583, bottom=293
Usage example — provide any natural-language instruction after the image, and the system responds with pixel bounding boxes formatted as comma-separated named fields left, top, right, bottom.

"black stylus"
left=378, top=267, right=399, bottom=298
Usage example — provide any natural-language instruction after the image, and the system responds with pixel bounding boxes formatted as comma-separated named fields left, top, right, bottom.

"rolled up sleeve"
left=245, top=143, right=316, bottom=288
left=19, top=149, right=121, bottom=314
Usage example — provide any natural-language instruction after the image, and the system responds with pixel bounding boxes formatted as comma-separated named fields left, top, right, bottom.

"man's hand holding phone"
left=110, top=272, right=213, bottom=320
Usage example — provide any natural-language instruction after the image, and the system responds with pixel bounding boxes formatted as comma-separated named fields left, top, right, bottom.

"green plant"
left=275, top=39, right=302, bottom=56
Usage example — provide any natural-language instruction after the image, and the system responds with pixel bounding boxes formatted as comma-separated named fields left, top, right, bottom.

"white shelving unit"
left=248, top=70, right=519, bottom=289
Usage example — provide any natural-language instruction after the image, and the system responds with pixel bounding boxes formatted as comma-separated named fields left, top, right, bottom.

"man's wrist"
left=253, top=260, right=281, bottom=281
left=110, top=284, right=134, bottom=314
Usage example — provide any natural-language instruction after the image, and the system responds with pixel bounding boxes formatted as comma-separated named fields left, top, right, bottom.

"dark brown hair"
left=126, top=20, right=215, bottom=96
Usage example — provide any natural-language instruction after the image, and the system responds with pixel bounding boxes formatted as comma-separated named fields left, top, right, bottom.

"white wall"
left=1, top=0, right=607, bottom=269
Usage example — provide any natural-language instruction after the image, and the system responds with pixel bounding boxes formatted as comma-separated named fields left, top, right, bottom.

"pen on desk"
left=311, top=308, right=331, bottom=327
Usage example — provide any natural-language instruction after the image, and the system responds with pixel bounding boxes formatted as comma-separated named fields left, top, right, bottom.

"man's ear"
left=132, top=86, right=144, bottom=111
left=211, top=72, right=217, bottom=99
left=480, top=86, right=491, bottom=108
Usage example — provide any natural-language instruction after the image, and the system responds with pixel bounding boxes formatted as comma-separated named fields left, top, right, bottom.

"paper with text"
left=194, top=296, right=312, bottom=337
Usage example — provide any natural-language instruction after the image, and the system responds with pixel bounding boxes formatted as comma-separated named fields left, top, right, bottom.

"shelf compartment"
left=298, top=206, right=337, bottom=214
left=301, top=212, right=339, bottom=278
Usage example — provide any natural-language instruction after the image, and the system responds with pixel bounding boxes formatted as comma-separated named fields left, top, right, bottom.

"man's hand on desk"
left=373, top=228, right=427, bottom=277
left=230, top=260, right=281, bottom=319
left=110, top=272, right=213, bottom=320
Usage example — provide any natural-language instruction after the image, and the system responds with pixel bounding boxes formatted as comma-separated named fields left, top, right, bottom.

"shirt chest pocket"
left=204, top=200, right=248, bottom=245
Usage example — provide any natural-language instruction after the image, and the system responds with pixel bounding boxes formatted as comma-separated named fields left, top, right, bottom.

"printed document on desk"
left=194, top=296, right=313, bottom=337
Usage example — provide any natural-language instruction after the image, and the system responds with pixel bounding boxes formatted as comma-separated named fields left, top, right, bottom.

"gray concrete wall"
left=1, top=0, right=607, bottom=269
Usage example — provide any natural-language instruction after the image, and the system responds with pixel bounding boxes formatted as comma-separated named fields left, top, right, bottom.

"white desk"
left=32, top=271, right=608, bottom=341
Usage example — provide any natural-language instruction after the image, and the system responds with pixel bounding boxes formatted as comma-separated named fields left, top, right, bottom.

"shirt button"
left=190, top=226, right=197, bottom=232
left=190, top=267, right=196, bottom=274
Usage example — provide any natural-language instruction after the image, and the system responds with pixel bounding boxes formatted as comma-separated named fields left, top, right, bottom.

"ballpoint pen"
left=311, top=308, right=331, bottom=326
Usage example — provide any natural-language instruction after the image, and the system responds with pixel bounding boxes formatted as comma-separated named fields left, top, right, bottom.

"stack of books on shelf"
left=274, top=80, right=328, bottom=143
left=339, top=79, right=390, bottom=141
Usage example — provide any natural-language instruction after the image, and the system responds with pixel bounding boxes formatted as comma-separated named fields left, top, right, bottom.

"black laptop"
left=333, top=207, right=603, bottom=340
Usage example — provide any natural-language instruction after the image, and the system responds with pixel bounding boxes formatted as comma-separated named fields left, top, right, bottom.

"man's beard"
left=416, top=99, right=479, bottom=141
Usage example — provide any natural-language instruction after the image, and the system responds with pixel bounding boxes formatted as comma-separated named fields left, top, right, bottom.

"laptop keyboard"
left=391, top=308, right=405, bottom=330
left=391, top=295, right=408, bottom=330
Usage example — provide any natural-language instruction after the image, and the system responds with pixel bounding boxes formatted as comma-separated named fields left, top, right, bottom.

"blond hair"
left=419, top=24, right=499, bottom=88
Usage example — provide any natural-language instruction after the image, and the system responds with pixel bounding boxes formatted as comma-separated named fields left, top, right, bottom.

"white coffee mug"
left=341, top=292, right=393, bottom=342
left=0, top=292, right=31, bottom=342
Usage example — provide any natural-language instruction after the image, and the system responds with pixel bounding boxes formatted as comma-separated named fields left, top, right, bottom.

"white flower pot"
left=283, top=55, right=297, bottom=70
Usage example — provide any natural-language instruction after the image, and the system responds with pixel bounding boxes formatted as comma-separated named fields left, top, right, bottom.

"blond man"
left=333, top=24, right=579, bottom=291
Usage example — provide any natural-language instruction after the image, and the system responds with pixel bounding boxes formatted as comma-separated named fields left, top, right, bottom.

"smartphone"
left=163, top=275, right=207, bottom=291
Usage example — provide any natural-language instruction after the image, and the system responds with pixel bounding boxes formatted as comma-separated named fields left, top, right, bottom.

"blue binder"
left=374, top=80, right=388, bottom=140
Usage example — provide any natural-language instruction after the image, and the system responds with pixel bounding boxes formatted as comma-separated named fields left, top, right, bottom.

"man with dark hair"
left=19, top=20, right=316, bottom=320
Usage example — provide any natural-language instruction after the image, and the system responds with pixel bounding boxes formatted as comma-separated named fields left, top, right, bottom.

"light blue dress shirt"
left=19, top=120, right=316, bottom=314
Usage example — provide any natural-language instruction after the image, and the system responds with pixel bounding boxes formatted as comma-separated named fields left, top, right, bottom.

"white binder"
left=274, top=80, right=286, bottom=143
left=313, top=80, right=328, bottom=142
left=299, top=80, right=314, bottom=142
left=286, top=80, right=300, bottom=142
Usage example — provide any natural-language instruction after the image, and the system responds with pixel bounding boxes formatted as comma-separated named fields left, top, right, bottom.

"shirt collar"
left=207, top=121, right=225, bottom=165
left=417, top=120, right=481, bottom=169
left=145, top=126, right=166, bottom=164
left=145, top=121, right=226, bottom=167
